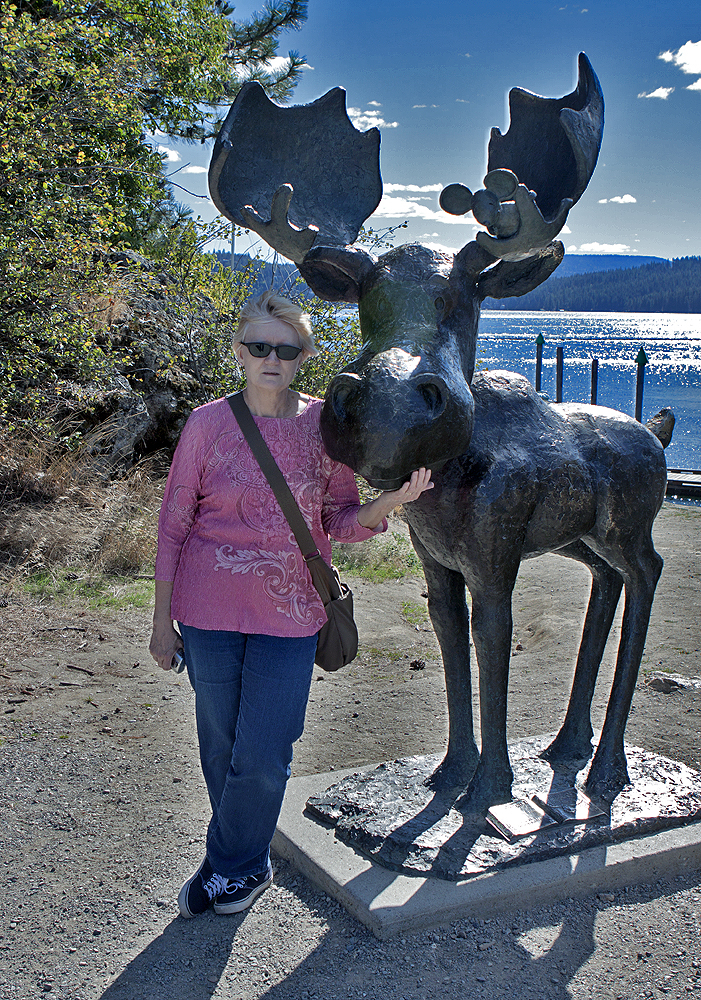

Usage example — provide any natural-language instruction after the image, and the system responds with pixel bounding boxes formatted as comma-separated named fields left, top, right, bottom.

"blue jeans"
left=179, top=624, right=317, bottom=879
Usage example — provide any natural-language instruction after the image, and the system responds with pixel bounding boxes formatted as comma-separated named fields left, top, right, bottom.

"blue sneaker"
left=213, top=863, right=273, bottom=915
left=178, top=857, right=229, bottom=918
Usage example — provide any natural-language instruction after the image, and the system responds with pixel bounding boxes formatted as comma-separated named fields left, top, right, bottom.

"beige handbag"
left=227, top=393, right=359, bottom=671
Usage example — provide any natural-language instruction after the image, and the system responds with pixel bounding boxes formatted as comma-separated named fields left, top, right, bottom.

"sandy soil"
left=0, top=502, right=700, bottom=999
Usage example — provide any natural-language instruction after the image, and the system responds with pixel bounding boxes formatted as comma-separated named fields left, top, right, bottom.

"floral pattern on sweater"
left=155, top=396, right=385, bottom=636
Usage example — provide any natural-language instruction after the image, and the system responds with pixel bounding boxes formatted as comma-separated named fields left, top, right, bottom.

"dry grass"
left=0, top=425, right=422, bottom=601
left=0, top=424, right=161, bottom=595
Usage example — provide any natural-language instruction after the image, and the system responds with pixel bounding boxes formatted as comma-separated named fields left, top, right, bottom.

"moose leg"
left=585, top=540, right=663, bottom=802
left=455, top=585, right=516, bottom=813
left=409, top=528, right=479, bottom=797
left=543, top=540, right=623, bottom=763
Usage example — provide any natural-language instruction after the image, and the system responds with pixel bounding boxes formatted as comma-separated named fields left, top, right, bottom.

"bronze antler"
left=440, top=53, right=604, bottom=261
left=209, top=83, right=382, bottom=264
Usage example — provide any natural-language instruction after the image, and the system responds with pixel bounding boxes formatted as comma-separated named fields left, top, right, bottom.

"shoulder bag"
left=227, top=392, right=359, bottom=671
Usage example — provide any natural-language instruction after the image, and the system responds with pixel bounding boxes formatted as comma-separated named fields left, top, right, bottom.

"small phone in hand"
left=171, top=649, right=186, bottom=673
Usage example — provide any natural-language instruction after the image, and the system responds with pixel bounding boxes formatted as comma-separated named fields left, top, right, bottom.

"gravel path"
left=1, top=503, right=700, bottom=998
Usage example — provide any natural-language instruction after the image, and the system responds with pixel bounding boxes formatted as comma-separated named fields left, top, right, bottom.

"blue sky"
left=157, top=0, right=701, bottom=261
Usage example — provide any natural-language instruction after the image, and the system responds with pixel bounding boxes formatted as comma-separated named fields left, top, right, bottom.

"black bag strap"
left=226, top=392, right=319, bottom=562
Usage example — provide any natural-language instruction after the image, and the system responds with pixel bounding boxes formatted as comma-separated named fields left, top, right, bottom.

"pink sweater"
left=155, top=396, right=385, bottom=636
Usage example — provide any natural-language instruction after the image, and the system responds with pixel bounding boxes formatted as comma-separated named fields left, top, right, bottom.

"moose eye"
left=434, top=296, right=445, bottom=312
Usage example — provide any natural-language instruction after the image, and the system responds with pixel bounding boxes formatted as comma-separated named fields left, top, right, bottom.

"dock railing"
left=535, top=335, right=649, bottom=421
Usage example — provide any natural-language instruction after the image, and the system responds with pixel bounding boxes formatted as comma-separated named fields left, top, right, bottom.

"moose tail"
left=646, top=407, right=675, bottom=448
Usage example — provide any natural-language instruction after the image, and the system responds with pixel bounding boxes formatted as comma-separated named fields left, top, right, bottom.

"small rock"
left=598, top=892, right=615, bottom=903
left=409, top=660, right=425, bottom=671
left=645, top=672, right=701, bottom=693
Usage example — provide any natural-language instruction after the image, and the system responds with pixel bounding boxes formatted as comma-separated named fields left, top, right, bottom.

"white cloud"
left=368, top=100, right=381, bottom=107
left=181, top=165, right=207, bottom=174
left=157, top=145, right=181, bottom=162
left=456, top=98, right=469, bottom=103
left=384, top=183, right=443, bottom=193
left=598, top=194, right=637, bottom=204
left=348, top=107, right=398, bottom=129
left=659, top=40, right=701, bottom=75
left=413, top=104, right=427, bottom=108
left=687, top=78, right=701, bottom=91
left=262, top=55, right=314, bottom=72
left=423, top=241, right=460, bottom=255
left=637, top=87, right=675, bottom=99
left=572, top=242, right=632, bottom=253
left=561, top=224, right=571, bottom=234
left=372, top=194, right=478, bottom=224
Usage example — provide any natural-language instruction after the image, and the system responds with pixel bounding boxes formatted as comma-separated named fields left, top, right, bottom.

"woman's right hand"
left=149, top=620, right=183, bottom=672
left=150, top=580, right=182, bottom=671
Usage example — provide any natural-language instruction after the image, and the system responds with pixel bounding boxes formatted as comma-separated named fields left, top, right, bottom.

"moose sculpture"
left=209, top=55, right=673, bottom=811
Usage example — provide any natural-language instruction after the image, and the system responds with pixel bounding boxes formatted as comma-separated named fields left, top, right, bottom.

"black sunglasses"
left=241, top=341, right=303, bottom=361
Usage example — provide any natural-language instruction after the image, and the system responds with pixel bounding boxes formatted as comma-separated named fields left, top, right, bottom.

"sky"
left=156, top=0, right=701, bottom=261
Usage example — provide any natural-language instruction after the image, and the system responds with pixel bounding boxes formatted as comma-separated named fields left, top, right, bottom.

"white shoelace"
left=202, top=872, right=230, bottom=901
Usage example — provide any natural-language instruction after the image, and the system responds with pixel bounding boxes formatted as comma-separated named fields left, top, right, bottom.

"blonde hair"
left=234, top=290, right=318, bottom=357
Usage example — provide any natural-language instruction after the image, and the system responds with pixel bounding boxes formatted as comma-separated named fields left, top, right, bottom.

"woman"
left=150, top=290, right=433, bottom=919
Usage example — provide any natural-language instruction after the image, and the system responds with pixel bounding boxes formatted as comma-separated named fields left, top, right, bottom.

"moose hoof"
left=454, top=762, right=513, bottom=818
left=584, top=751, right=629, bottom=804
left=424, top=756, right=477, bottom=801
left=541, top=730, right=593, bottom=764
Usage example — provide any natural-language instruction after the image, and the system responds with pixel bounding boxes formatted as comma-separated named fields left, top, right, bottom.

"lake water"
left=478, top=311, right=701, bottom=472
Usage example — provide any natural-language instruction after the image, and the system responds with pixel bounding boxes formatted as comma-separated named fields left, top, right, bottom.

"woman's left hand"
left=357, top=467, right=434, bottom=529
left=381, top=467, right=434, bottom=505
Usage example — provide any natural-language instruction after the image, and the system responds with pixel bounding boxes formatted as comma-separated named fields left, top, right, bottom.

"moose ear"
left=299, top=246, right=375, bottom=304
left=476, top=241, right=564, bottom=301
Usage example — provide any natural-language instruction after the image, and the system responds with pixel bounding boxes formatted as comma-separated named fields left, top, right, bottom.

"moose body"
left=398, top=369, right=668, bottom=808
left=209, top=55, right=670, bottom=810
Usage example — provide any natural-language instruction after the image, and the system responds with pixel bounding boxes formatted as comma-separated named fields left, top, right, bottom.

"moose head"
left=209, top=54, right=604, bottom=489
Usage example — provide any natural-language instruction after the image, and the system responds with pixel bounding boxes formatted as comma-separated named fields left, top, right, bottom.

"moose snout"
left=321, top=363, right=473, bottom=487
left=328, top=371, right=448, bottom=424
left=412, top=373, right=448, bottom=419
left=327, top=372, right=361, bottom=423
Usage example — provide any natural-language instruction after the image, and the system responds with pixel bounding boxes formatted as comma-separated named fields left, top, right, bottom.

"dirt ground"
left=0, top=502, right=700, bottom=999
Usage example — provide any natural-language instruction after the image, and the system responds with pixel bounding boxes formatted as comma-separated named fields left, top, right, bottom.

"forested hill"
left=214, top=252, right=302, bottom=296
left=553, top=254, right=664, bottom=278
left=484, top=256, right=701, bottom=313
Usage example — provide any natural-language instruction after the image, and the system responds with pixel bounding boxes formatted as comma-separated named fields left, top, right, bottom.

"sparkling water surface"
left=478, top=311, right=701, bottom=471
